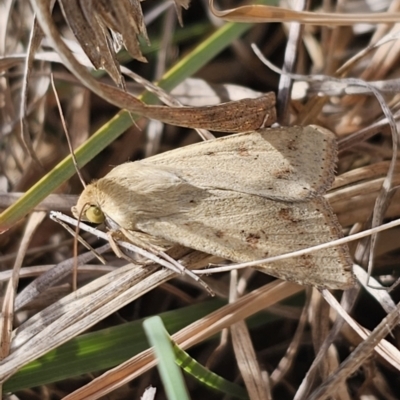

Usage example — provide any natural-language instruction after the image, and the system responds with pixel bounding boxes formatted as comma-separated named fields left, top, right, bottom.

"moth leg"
left=118, top=228, right=214, bottom=295
left=119, top=228, right=171, bottom=253
left=107, top=229, right=185, bottom=276
left=120, top=227, right=187, bottom=273
left=106, top=230, right=141, bottom=264
left=152, top=248, right=215, bottom=295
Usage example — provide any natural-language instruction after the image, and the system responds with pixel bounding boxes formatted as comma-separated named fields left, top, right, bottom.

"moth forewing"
left=143, top=125, right=338, bottom=201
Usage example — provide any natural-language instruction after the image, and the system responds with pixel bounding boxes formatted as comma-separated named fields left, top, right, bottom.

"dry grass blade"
left=329, top=162, right=400, bottom=226
left=120, top=66, right=216, bottom=140
left=0, top=193, right=77, bottom=211
left=231, top=321, right=271, bottom=400
left=294, top=289, right=352, bottom=399
left=306, top=291, right=400, bottom=400
left=354, top=265, right=397, bottom=312
left=275, top=0, right=306, bottom=124
left=94, top=0, right=149, bottom=54
left=19, top=17, right=46, bottom=166
left=0, top=263, right=174, bottom=382
left=0, top=246, right=221, bottom=382
left=209, top=0, right=400, bottom=24
left=14, top=243, right=110, bottom=311
left=322, top=290, right=400, bottom=370
left=270, top=291, right=310, bottom=387
left=230, top=271, right=271, bottom=399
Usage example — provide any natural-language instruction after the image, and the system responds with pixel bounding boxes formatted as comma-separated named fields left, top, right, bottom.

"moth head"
left=72, top=183, right=105, bottom=224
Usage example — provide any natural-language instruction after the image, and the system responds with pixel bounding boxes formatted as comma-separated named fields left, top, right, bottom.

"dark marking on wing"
left=237, top=146, right=250, bottom=156
left=246, top=233, right=261, bottom=245
left=300, top=254, right=313, bottom=268
left=286, top=139, right=298, bottom=151
left=274, top=168, right=292, bottom=180
left=278, top=208, right=300, bottom=223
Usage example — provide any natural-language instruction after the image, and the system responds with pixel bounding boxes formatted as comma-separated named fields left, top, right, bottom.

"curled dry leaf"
left=58, top=0, right=149, bottom=86
left=58, top=0, right=190, bottom=85
left=58, top=1, right=119, bottom=85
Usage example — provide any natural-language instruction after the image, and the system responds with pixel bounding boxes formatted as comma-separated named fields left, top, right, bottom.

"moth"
left=72, top=125, right=355, bottom=290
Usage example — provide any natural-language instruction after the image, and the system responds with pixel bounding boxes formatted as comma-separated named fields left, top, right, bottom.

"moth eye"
left=86, top=206, right=105, bottom=224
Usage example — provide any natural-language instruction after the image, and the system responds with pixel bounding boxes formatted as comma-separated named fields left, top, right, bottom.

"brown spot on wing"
left=287, top=139, right=298, bottom=151
left=278, top=208, right=291, bottom=220
left=299, top=254, right=313, bottom=268
left=274, top=168, right=292, bottom=180
left=246, top=232, right=261, bottom=248
left=237, top=146, right=250, bottom=156
left=278, top=208, right=300, bottom=223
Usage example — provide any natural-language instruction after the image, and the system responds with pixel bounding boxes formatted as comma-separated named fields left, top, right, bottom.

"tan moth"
left=72, top=125, right=355, bottom=290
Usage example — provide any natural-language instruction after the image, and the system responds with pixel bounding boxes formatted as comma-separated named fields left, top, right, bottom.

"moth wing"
left=93, top=163, right=209, bottom=230
left=135, top=190, right=354, bottom=289
left=144, top=125, right=337, bottom=201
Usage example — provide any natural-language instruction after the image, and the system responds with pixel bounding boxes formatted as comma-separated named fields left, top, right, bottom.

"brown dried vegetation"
left=1, top=0, right=400, bottom=399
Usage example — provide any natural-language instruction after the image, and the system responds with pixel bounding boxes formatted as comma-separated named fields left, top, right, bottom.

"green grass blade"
left=173, top=342, right=249, bottom=399
left=144, top=317, right=190, bottom=400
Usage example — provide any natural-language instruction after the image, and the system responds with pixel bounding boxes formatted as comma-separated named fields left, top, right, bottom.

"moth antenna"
left=118, top=226, right=214, bottom=295
left=52, top=211, right=106, bottom=292
left=72, top=203, right=88, bottom=291
left=50, top=74, right=86, bottom=189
